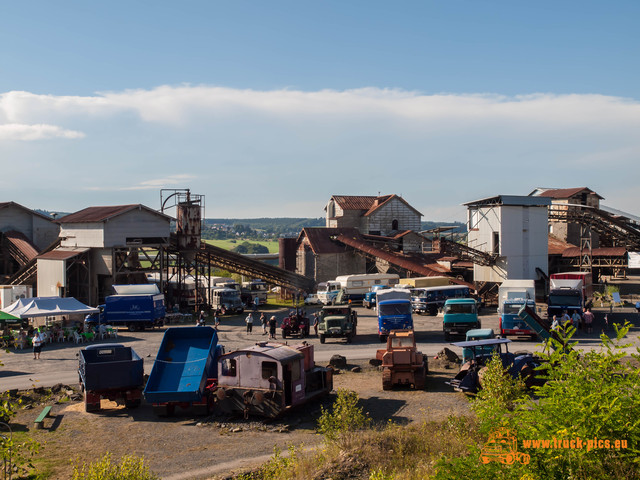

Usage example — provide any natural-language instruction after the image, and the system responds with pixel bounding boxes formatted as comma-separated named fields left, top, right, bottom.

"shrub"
left=317, top=389, right=370, bottom=445
left=71, top=453, right=159, bottom=480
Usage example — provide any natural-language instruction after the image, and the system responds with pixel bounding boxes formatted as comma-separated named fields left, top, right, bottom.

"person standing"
left=583, top=308, right=594, bottom=334
left=245, top=313, right=254, bottom=333
left=253, top=296, right=259, bottom=312
left=571, top=310, right=582, bottom=331
left=32, top=329, right=43, bottom=360
left=260, top=313, right=267, bottom=335
left=551, top=315, right=560, bottom=331
left=268, top=315, right=277, bottom=340
left=313, top=312, right=319, bottom=336
left=561, top=310, right=571, bottom=327
left=198, top=310, right=206, bottom=326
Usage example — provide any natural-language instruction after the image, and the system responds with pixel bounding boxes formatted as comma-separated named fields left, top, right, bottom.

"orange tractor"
left=376, top=329, right=428, bottom=390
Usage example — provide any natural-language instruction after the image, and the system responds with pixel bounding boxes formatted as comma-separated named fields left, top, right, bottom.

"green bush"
left=317, top=389, right=370, bottom=445
left=436, top=321, right=640, bottom=480
left=71, top=453, right=159, bottom=480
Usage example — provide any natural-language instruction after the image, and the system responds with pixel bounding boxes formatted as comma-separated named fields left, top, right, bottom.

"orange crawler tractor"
left=376, top=329, right=428, bottom=390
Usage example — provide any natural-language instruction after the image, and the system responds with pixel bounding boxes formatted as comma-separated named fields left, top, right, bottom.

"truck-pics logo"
left=480, top=428, right=530, bottom=465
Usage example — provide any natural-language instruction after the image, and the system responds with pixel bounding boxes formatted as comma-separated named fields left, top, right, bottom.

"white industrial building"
left=37, top=204, right=171, bottom=304
left=464, top=195, right=551, bottom=283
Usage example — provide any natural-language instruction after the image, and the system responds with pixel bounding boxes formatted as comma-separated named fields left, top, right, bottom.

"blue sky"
left=1, top=1, right=639, bottom=221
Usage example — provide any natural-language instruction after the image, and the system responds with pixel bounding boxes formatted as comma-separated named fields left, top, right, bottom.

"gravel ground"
left=11, top=361, right=470, bottom=480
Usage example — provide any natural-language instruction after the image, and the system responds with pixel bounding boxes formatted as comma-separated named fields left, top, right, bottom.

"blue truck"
left=144, top=326, right=223, bottom=416
left=376, top=288, right=413, bottom=342
left=442, top=298, right=480, bottom=341
left=363, top=285, right=390, bottom=309
left=86, top=284, right=165, bottom=331
left=78, top=343, right=144, bottom=412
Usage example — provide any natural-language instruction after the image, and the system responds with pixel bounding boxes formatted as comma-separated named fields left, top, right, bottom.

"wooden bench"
left=34, top=406, right=52, bottom=429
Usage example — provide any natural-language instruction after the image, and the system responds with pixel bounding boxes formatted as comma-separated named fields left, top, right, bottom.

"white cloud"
left=83, top=174, right=197, bottom=192
left=0, top=123, right=85, bottom=141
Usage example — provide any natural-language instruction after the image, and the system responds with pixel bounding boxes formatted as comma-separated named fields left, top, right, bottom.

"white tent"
left=1, top=296, right=99, bottom=319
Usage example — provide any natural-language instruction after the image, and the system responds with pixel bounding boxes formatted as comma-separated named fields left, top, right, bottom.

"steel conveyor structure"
left=167, top=235, right=315, bottom=294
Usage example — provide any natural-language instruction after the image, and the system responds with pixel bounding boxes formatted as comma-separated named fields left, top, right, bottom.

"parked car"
left=304, top=294, right=321, bottom=305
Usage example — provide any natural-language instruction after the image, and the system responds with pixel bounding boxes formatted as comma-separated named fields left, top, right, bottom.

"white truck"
left=498, top=280, right=536, bottom=338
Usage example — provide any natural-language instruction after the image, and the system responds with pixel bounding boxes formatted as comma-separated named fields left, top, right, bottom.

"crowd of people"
left=550, top=308, right=595, bottom=334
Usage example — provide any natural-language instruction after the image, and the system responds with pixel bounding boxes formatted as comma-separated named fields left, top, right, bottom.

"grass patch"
left=204, top=239, right=279, bottom=253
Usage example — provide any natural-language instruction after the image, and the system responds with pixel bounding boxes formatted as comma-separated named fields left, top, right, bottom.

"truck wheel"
left=379, top=335, right=387, bottom=343
left=125, top=399, right=141, bottom=409
left=346, top=334, right=352, bottom=344
left=282, top=331, right=287, bottom=339
left=382, top=369, right=392, bottom=390
left=444, top=331, right=451, bottom=341
left=319, top=334, right=325, bottom=344
left=128, top=323, right=137, bottom=332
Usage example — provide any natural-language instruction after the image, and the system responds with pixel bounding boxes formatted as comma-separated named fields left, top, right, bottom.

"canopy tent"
left=0, top=310, right=21, bottom=326
left=1, top=297, right=99, bottom=319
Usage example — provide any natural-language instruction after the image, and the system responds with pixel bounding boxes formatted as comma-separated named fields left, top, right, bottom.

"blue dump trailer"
left=78, top=343, right=144, bottom=412
left=144, top=326, right=223, bottom=416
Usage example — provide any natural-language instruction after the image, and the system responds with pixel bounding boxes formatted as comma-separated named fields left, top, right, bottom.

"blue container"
left=79, top=343, right=144, bottom=392
left=144, top=327, right=220, bottom=404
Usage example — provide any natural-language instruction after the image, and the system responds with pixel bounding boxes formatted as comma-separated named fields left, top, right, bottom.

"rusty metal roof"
left=3, top=230, right=40, bottom=261
left=335, top=233, right=473, bottom=289
left=548, top=235, right=576, bottom=255
left=38, top=247, right=90, bottom=260
left=562, top=247, right=627, bottom=258
left=57, top=204, right=172, bottom=223
left=297, top=227, right=360, bottom=254
left=537, top=187, right=604, bottom=200
left=331, top=195, right=381, bottom=211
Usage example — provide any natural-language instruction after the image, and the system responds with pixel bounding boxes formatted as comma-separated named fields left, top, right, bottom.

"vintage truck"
left=317, top=304, right=357, bottom=344
left=85, top=284, right=165, bottom=331
left=280, top=309, right=310, bottom=338
left=215, top=341, right=333, bottom=418
left=376, top=329, right=427, bottom=390
left=78, top=343, right=144, bottom=412
left=144, top=326, right=223, bottom=416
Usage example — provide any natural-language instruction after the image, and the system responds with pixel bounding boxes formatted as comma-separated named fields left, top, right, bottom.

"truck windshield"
left=502, top=304, right=523, bottom=315
left=549, top=293, right=580, bottom=306
left=378, top=303, right=412, bottom=316
left=221, top=291, right=239, bottom=300
left=444, top=303, right=476, bottom=314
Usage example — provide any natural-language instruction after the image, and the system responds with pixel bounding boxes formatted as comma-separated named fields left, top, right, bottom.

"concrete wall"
left=0, top=205, right=59, bottom=250
left=469, top=204, right=548, bottom=282
left=60, top=223, right=104, bottom=248
left=103, top=210, right=170, bottom=247
left=367, top=197, right=421, bottom=236
left=37, top=258, right=66, bottom=297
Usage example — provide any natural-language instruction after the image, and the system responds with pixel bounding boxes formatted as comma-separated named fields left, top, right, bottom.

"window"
left=469, top=209, right=479, bottom=229
left=262, top=361, right=278, bottom=380
left=493, top=232, right=500, bottom=255
left=352, top=281, right=363, bottom=287
left=391, top=219, right=399, bottom=230
left=221, top=358, right=237, bottom=377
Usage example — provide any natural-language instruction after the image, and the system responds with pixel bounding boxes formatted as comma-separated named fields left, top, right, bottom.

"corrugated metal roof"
left=537, top=187, right=604, bottom=200
left=3, top=230, right=39, bottom=261
left=57, top=204, right=172, bottom=223
left=38, top=247, right=90, bottom=260
left=464, top=195, right=552, bottom=207
left=562, top=247, right=627, bottom=258
left=331, top=195, right=380, bottom=211
left=335, top=233, right=474, bottom=289
left=548, top=235, right=576, bottom=255
left=297, top=227, right=360, bottom=254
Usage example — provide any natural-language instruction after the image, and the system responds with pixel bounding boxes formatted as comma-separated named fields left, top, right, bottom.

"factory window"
left=221, top=358, right=237, bottom=377
left=469, top=209, right=479, bottom=230
left=493, top=232, right=500, bottom=255
left=262, top=361, right=278, bottom=380
left=391, top=219, right=399, bottom=230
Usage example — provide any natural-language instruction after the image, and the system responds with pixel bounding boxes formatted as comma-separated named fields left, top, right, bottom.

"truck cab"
left=500, top=299, right=537, bottom=338
left=377, top=289, right=413, bottom=342
left=317, top=305, right=357, bottom=344
left=317, top=281, right=341, bottom=305
left=443, top=298, right=480, bottom=341
left=363, top=285, right=390, bottom=309
left=211, top=287, right=244, bottom=314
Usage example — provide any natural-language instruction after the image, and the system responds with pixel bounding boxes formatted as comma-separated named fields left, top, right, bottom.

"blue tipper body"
left=144, top=327, right=221, bottom=403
